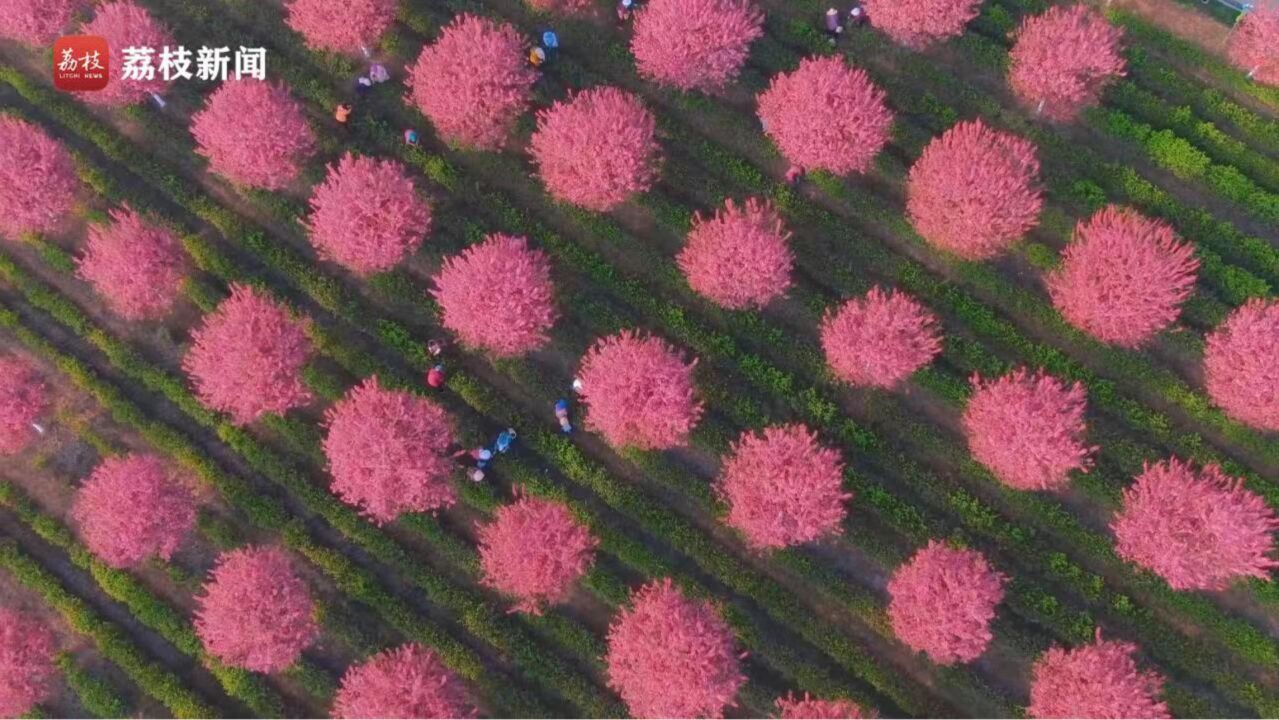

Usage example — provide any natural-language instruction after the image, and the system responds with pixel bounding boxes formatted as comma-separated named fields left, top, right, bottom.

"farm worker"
left=427, top=364, right=445, bottom=388
left=427, top=338, right=444, bottom=358
left=571, top=377, right=584, bottom=394
left=848, top=5, right=866, bottom=27
left=824, top=8, right=843, bottom=44
left=468, top=468, right=486, bottom=483
left=369, top=63, right=390, bottom=84
left=334, top=103, right=353, bottom=125
left=541, top=30, right=560, bottom=60
left=785, top=165, right=804, bottom=184
left=355, top=76, right=372, bottom=98
left=554, top=399, right=572, bottom=433
left=617, top=0, right=634, bottom=22
left=495, top=428, right=518, bottom=454
left=405, top=128, right=420, bottom=147
left=529, top=46, right=547, bottom=68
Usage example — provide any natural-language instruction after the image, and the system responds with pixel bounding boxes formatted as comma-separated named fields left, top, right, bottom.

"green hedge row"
left=54, top=652, right=129, bottom=718
left=0, top=481, right=287, bottom=716
left=0, top=539, right=218, bottom=718
left=1123, top=47, right=1279, bottom=156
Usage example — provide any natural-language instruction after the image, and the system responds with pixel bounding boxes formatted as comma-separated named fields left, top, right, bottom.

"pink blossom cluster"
left=861, top=0, right=982, bottom=49
left=304, top=153, right=431, bottom=275
left=757, top=57, right=894, bottom=175
left=324, top=377, right=457, bottom=523
left=0, top=355, right=47, bottom=455
left=906, top=119, right=1043, bottom=260
left=678, top=197, right=793, bottom=309
left=0, top=0, right=83, bottom=44
left=1008, top=5, right=1126, bottom=121
left=71, top=453, right=197, bottom=569
left=775, top=693, right=874, bottom=719
left=577, top=330, right=703, bottom=450
left=0, top=117, right=78, bottom=240
left=77, top=205, right=186, bottom=321
left=530, top=87, right=661, bottom=211
left=0, top=609, right=56, bottom=718
left=284, top=0, right=397, bottom=54
left=1047, top=206, right=1198, bottom=347
left=1227, top=7, right=1279, bottom=86
left=1111, top=458, right=1278, bottom=591
left=606, top=579, right=744, bottom=718
left=887, top=541, right=1006, bottom=665
left=631, top=0, right=764, bottom=91
left=195, top=546, right=318, bottom=673
left=478, top=496, right=598, bottom=613
left=191, top=80, right=316, bottom=191
left=332, top=643, right=478, bottom=719
left=1028, top=630, right=1169, bottom=719
left=183, top=284, right=314, bottom=425
left=820, top=287, right=942, bottom=388
left=431, top=234, right=558, bottom=357
left=406, top=14, right=536, bottom=150
left=79, top=1, right=174, bottom=106
left=716, top=424, right=849, bottom=550
left=963, top=369, right=1095, bottom=492
left=1203, top=299, right=1279, bottom=431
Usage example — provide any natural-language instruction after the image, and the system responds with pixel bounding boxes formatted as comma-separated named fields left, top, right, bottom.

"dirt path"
left=1104, top=0, right=1233, bottom=55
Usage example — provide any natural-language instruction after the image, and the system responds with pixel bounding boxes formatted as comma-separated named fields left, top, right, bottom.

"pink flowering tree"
left=906, top=119, right=1043, bottom=260
left=79, top=1, right=174, bottom=106
left=678, top=197, right=793, bottom=309
left=430, top=234, right=558, bottom=357
left=71, top=453, right=197, bottom=569
left=1028, top=630, right=1169, bottom=719
left=406, top=14, right=536, bottom=151
left=0, top=609, right=57, bottom=718
left=77, top=205, right=186, bottom=321
left=183, top=284, right=314, bottom=425
left=0, top=0, right=83, bottom=44
left=578, top=330, right=704, bottom=450
left=887, top=541, right=1006, bottom=665
left=963, top=369, right=1094, bottom=492
left=861, top=0, right=982, bottom=49
left=1008, top=5, right=1125, bottom=122
left=776, top=693, right=874, bottom=719
left=1111, top=458, right=1278, bottom=591
left=1227, top=8, right=1279, bottom=85
left=0, top=117, right=79, bottom=240
left=716, top=424, right=849, bottom=550
left=757, top=57, right=893, bottom=176
left=820, top=287, right=942, bottom=388
left=1047, top=206, right=1198, bottom=347
left=304, top=154, right=431, bottom=275
left=526, top=0, right=596, bottom=14
left=324, top=377, right=457, bottom=524
left=284, top=0, right=396, bottom=54
left=631, top=0, right=764, bottom=92
left=606, top=579, right=744, bottom=718
left=478, top=495, right=598, bottom=613
left=1203, top=299, right=1279, bottom=431
left=332, top=643, right=477, bottom=719
left=195, top=546, right=318, bottom=673
left=191, top=80, right=316, bottom=191
left=530, top=87, right=661, bottom=211
left=0, top=356, right=47, bottom=455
